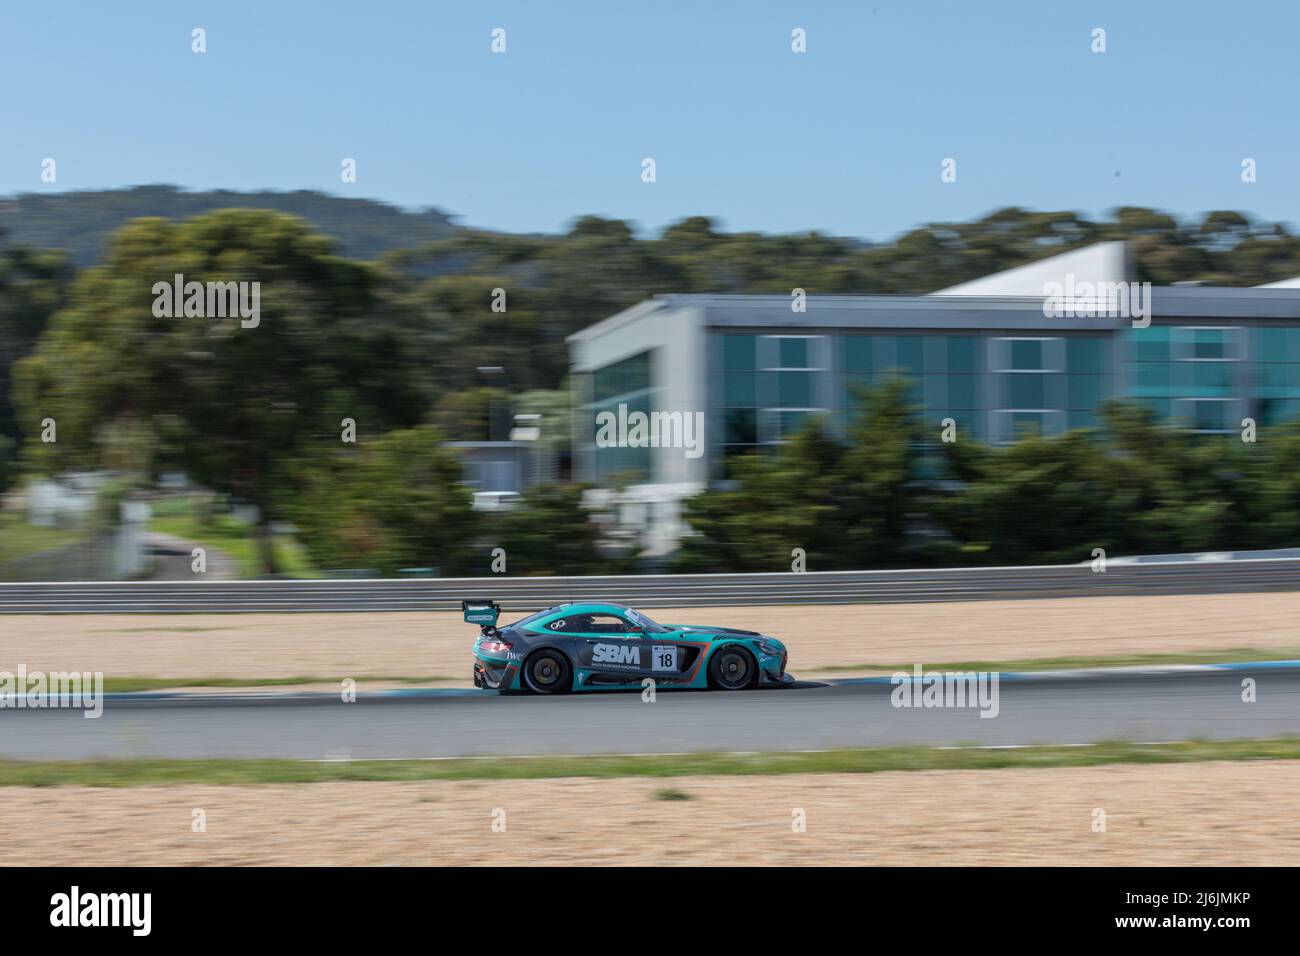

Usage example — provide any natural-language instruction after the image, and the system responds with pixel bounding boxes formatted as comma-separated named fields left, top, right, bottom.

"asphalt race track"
left=4, top=669, right=1298, bottom=761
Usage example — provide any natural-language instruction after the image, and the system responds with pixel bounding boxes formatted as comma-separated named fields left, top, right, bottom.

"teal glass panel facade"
left=1252, top=326, right=1300, bottom=426
left=585, top=349, right=657, bottom=482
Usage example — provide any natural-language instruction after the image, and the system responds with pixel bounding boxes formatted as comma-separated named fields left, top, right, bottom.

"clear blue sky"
left=2, top=0, right=1297, bottom=241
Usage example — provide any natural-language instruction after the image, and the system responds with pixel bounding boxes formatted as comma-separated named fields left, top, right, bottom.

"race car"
left=466, top=599, right=793, bottom=694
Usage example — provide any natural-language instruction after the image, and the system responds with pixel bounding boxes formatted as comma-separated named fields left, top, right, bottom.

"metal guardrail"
left=1, top=559, right=1298, bottom=612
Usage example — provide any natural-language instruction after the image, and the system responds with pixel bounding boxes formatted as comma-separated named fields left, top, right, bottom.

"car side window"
left=586, top=613, right=633, bottom=634
left=542, top=613, right=639, bottom=634
left=547, top=615, right=588, bottom=632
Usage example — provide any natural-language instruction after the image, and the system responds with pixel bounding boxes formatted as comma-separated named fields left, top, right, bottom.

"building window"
left=716, top=334, right=828, bottom=462
left=583, top=349, right=658, bottom=483
left=991, top=337, right=1065, bottom=441
left=1252, top=326, right=1300, bottom=426
left=1064, top=336, right=1111, bottom=431
left=1126, top=325, right=1243, bottom=433
left=836, top=333, right=986, bottom=439
left=1179, top=398, right=1235, bottom=433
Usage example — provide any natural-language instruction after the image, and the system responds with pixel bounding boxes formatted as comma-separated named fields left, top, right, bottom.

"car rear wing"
left=462, top=599, right=501, bottom=629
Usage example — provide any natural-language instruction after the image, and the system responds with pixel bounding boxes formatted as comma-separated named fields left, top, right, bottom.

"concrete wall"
left=569, top=300, right=710, bottom=488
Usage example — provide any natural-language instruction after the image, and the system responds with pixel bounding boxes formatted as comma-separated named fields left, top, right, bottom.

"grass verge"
left=149, top=503, right=318, bottom=578
left=3, top=737, right=1299, bottom=788
left=101, top=675, right=455, bottom=693
left=0, top=511, right=85, bottom=564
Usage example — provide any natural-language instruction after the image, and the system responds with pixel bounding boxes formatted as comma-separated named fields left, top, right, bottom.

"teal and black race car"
left=466, top=600, right=793, bottom=694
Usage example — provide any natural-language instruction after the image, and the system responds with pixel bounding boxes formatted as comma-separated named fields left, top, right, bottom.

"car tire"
left=522, top=649, right=572, bottom=695
left=707, top=646, right=756, bottom=691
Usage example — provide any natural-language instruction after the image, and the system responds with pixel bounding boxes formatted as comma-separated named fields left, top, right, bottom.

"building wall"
left=710, top=328, right=1121, bottom=470
left=570, top=302, right=708, bottom=487
left=568, top=290, right=1300, bottom=552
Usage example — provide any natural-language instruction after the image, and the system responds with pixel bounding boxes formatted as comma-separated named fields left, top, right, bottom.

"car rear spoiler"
left=462, top=599, right=501, bottom=630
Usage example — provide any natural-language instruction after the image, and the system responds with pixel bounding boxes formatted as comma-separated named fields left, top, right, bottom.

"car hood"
left=668, top=624, right=768, bottom=639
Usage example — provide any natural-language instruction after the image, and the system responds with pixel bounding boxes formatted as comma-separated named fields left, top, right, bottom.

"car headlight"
left=755, top=640, right=783, bottom=656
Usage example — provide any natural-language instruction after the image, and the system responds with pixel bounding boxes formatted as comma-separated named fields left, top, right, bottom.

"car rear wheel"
left=708, top=646, right=756, bottom=690
left=523, top=649, right=572, bottom=694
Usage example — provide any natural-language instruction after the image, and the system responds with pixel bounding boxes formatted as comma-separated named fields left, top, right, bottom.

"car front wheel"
left=707, top=646, right=756, bottom=690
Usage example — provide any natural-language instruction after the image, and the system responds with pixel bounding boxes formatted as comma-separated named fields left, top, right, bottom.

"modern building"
left=566, top=243, right=1300, bottom=554
left=448, top=438, right=563, bottom=512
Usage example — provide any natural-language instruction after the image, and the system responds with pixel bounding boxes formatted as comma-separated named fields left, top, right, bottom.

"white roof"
left=931, top=241, right=1128, bottom=296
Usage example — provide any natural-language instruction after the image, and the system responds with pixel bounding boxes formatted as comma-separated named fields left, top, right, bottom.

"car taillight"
left=482, top=640, right=513, bottom=653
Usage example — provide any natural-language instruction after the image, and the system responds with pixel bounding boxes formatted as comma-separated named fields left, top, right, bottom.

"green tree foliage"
left=293, top=425, right=476, bottom=576
left=936, top=403, right=1296, bottom=565
left=14, top=210, right=432, bottom=569
left=674, top=380, right=922, bottom=572
left=432, top=387, right=510, bottom=441
left=673, top=424, right=843, bottom=572
left=1237, top=419, right=1300, bottom=547
left=933, top=427, right=1130, bottom=565
left=514, top=387, right=573, bottom=458
left=484, top=483, right=603, bottom=576
left=679, top=389, right=1300, bottom=572
left=0, top=435, right=14, bottom=494
left=834, top=379, right=925, bottom=564
left=0, top=230, right=73, bottom=459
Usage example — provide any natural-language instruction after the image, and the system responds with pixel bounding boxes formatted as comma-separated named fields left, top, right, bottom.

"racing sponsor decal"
left=651, top=645, right=678, bottom=672
left=592, top=643, right=640, bottom=666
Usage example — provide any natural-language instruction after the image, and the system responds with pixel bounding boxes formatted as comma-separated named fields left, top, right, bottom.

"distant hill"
left=0, top=185, right=459, bottom=266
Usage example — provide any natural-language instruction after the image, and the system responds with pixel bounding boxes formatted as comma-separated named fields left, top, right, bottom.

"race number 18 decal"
left=651, top=645, right=678, bottom=672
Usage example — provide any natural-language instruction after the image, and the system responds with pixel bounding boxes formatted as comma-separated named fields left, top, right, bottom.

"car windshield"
left=624, top=607, right=670, bottom=633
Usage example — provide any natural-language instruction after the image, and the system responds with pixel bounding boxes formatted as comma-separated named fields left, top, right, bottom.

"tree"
left=674, top=419, right=845, bottom=573
left=1240, top=418, right=1300, bottom=548
left=936, top=402, right=1259, bottom=564
left=293, top=425, right=476, bottom=576
left=0, top=435, right=14, bottom=494
left=674, top=380, right=929, bottom=572
left=14, top=210, right=432, bottom=570
left=486, top=483, right=603, bottom=575
left=936, top=427, right=1126, bottom=565
left=0, top=233, right=72, bottom=459
left=833, top=377, right=926, bottom=566
left=432, top=386, right=510, bottom=441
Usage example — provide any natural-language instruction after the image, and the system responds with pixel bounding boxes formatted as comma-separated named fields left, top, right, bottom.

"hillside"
left=0, top=185, right=458, bottom=266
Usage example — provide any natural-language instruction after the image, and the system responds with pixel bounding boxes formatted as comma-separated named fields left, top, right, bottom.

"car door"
left=623, top=610, right=695, bottom=680
left=569, top=613, right=652, bottom=677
